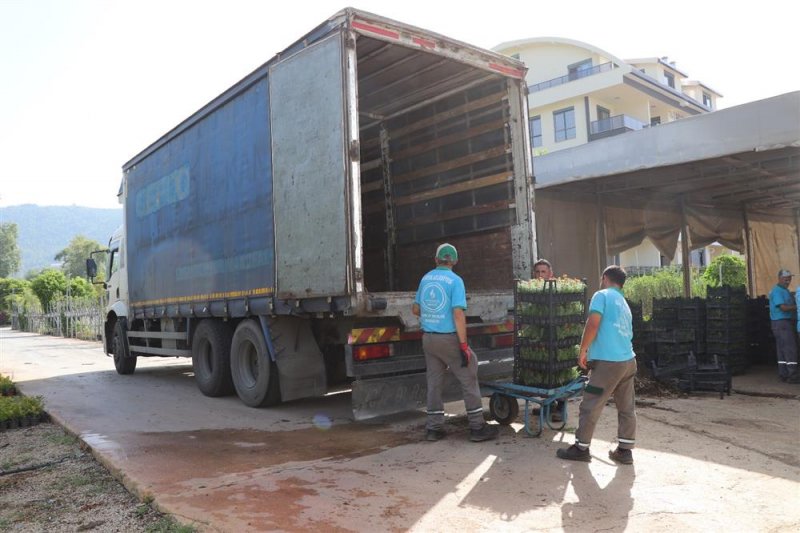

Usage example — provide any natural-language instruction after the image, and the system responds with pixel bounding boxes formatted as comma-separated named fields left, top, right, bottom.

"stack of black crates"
left=651, top=298, right=692, bottom=367
left=628, top=300, right=654, bottom=368
left=746, top=296, right=775, bottom=365
left=513, top=279, right=587, bottom=389
left=706, top=286, right=749, bottom=374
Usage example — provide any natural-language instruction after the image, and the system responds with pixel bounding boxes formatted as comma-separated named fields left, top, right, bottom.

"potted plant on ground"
left=0, top=375, right=16, bottom=396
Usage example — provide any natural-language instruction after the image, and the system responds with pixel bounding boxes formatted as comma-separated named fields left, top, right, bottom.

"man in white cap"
left=769, top=269, right=798, bottom=383
left=412, top=243, right=499, bottom=442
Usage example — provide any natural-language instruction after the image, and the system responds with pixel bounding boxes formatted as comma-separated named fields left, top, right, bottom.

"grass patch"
left=145, top=516, right=196, bottom=533
left=46, top=432, right=77, bottom=446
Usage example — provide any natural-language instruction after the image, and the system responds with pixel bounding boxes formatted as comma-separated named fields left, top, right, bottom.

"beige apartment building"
left=494, top=37, right=726, bottom=268
left=494, top=37, right=722, bottom=156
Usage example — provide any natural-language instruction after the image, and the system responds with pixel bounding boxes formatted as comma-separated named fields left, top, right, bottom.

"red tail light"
left=354, top=344, right=391, bottom=361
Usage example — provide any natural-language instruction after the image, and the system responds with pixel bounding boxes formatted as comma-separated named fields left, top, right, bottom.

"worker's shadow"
left=561, top=461, right=635, bottom=533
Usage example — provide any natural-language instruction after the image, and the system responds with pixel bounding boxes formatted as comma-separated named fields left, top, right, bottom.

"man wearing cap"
left=412, top=243, right=499, bottom=442
left=557, top=265, right=636, bottom=464
left=769, top=269, right=798, bottom=383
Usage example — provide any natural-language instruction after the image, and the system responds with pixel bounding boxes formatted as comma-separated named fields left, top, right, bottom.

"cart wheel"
left=489, top=393, right=519, bottom=425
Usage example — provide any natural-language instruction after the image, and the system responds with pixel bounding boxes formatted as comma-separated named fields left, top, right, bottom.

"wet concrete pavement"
left=2, top=328, right=800, bottom=532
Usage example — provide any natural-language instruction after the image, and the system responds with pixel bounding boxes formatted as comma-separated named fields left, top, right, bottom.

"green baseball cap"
left=436, top=243, right=458, bottom=262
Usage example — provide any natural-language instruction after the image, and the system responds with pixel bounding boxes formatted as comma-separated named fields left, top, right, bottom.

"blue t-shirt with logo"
left=587, top=287, right=635, bottom=362
left=769, top=285, right=793, bottom=321
left=415, top=267, right=467, bottom=333
left=796, top=290, right=800, bottom=332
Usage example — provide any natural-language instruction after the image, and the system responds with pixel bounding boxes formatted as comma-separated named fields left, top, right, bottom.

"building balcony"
left=529, top=62, right=615, bottom=93
left=589, top=114, right=646, bottom=141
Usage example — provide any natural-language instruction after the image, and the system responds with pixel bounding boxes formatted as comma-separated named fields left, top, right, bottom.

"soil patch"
left=0, top=423, right=193, bottom=532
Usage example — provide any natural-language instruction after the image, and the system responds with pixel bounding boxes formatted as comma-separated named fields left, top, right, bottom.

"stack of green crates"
left=514, top=278, right=586, bottom=389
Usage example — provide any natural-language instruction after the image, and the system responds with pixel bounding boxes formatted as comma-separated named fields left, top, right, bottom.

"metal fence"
left=11, top=296, right=105, bottom=342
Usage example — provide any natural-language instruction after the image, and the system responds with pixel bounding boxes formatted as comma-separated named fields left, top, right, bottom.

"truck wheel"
left=112, top=320, right=136, bottom=375
left=489, top=393, right=519, bottom=425
left=192, top=320, right=234, bottom=397
left=230, top=319, right=281, bottom=407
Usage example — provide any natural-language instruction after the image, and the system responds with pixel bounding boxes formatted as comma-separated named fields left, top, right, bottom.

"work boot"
left=469, top=424, right=499, bottom=442
left=608, top=447, right=634, bottom=464
left=425, top=428, right=446, bottom=442
left=556, top=444, right=591, bottom=462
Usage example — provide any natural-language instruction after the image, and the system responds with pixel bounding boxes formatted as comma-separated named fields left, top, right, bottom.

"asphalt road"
left=2, top=327, right=799, bottom=532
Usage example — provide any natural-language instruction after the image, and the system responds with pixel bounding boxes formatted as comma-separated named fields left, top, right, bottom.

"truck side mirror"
left=86, top=258, right=98, bottom=280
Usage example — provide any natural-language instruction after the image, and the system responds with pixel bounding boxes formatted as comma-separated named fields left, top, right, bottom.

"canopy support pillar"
left=680, top=196, right=691, bottom=298
left=743, top=208, right=755, bottom=296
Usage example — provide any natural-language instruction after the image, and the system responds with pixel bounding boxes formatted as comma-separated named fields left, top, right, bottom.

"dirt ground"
left=2, top=329, right=800, bottom=532
left=0, top=423, right=192, bottom=532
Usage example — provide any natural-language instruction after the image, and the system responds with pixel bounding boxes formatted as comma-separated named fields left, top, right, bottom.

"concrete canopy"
left=532, top=91, right=800, bottom=296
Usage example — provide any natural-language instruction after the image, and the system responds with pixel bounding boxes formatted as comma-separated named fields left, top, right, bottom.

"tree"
left=55, top=235, right=105, bottom=280
left=30, top=269, right=68, bottom=309
left=0, top=223, right=21, bottom=278
left=68, top=277, right=95, bottom=299
left=703, top=254, right=747, bottom=288
left=0, top=277, right=30, bottom=323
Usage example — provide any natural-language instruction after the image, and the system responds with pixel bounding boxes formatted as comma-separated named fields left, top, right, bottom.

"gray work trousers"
left=771, top=320, right=798, bottom=379
left=422, top=333, right=484, bottom=430
left=575, top=358, right=637, bottom=450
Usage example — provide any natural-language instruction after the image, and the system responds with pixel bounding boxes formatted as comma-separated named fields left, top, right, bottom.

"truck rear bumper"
left=350, top=348, right=512, bottom=420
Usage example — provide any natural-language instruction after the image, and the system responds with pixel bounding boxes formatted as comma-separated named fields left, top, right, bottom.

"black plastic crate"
left=655, top=328, right=696, bottom=343
left=656, top=341, right=695, bottom=357
left=706, top=328, right=747, bottom=342
left=706, top=287, right=747, bottom=308
left=705, top=307, right=745, bottom=318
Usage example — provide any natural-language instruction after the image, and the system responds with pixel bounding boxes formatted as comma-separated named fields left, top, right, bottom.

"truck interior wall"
left=356, top=36, right=517, bottom=293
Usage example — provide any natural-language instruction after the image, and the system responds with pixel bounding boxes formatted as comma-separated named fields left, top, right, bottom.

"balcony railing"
left=529, top=62, right=615, bottom=92
left=589, top=114, right=646, bottom=140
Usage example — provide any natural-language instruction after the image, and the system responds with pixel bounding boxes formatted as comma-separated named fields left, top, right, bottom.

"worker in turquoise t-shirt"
left=412, top=243, right=498, bottom=443
left=558, top=265, right=637, bottom=465
left=769, top=269, right=798, bottom=383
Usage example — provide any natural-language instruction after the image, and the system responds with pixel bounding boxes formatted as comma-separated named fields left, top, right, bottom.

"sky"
left=0, top=0, right=797, bottom=209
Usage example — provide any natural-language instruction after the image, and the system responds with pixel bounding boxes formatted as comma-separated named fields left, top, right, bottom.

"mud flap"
left=351, top=351, right=512, bottom=420
left=269, top=317, right=327, bottom=402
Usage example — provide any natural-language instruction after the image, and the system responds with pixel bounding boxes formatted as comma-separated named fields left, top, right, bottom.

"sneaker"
left=425, top=429, right=446, bottom=442
left=608, top=447, right=634, bottom=465
left=556, top=444, right=591, bottom=462
left=469, top=424, right=499, bottom=442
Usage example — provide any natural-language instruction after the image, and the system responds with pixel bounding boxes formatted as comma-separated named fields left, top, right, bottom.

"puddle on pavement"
left=94, top=424, right=416, bottom=487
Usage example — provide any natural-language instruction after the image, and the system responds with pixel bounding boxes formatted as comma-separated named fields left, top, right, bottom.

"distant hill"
left=0, top=205, right=122, bottom=277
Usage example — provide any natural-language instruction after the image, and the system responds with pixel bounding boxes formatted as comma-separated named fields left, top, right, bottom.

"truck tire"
left=112, top=319, right=136, bottom=375
left=192, top=320, right=234, bottom=397
left=230, top=319, right=281, bottom=407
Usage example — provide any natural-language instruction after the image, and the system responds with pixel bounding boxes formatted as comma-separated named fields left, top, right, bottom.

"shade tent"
left=533, top=91, right=800, bottom=295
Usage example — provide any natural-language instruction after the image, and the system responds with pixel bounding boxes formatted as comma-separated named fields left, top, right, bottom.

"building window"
left=702, top=92, right=713, bottom=108
left=650, top=116, right=661, bottom=126
left=597, top=106, right=611, bottom=121
left=553, top=107, right=576, bottom=142
left=664, top=71, right=675, bottom=89
left=529, top=116, right=542, bottom=147
left=567, top=59, right=593, bottom=80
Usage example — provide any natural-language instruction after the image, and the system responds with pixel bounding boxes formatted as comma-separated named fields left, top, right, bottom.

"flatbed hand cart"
left=481, top=376, right=587, bottom=437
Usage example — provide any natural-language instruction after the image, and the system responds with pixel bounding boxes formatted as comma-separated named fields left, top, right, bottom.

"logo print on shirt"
left=422, top=283, right=447, bottom=313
